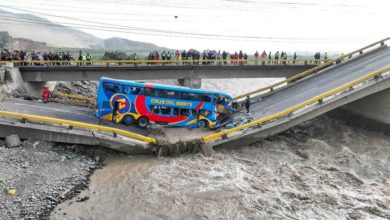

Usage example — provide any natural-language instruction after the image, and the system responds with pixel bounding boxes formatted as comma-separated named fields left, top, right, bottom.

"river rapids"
left=52, top=113, right=390, bottom=219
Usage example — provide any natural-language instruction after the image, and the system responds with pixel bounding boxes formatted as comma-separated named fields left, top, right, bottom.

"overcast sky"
left=1, top=0, right=389, bottom=53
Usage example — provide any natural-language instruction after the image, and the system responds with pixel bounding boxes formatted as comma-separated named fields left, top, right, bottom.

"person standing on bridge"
left=293, top=52, right=297, bottom=64
left=222, top=51, right=227, bottom=65
left=245, top=96, right=251, bottom=113
left=86, top=53, right=91, bottom=66
left=268, top=52, right=272, bottom=64
left=254, top=51, right=259, bottom=64
left=261, top=51, right=267, bottom=65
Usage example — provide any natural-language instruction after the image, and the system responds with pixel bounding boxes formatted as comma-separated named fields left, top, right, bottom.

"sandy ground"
left=52, top=115, right=390, bottom=219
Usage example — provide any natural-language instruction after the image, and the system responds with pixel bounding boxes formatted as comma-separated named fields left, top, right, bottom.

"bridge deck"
left=250, top=46, right=390, bottom=120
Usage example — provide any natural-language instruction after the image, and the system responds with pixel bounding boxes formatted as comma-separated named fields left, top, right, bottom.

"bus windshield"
left=95, top=77, right=236, bottom=128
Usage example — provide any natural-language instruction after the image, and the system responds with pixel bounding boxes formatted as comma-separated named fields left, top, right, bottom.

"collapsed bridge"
left=0, top=37, right=389, bottom=154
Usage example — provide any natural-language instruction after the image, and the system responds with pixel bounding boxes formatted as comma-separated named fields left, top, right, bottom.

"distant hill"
left=0, top=9, right=173, bottom=52
left=0, top=9, right=104, bottom=49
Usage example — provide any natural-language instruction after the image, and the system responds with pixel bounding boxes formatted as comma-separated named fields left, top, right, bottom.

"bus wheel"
left=197, top=120, right=208, bottom=128
left=137, top=116, right=149, bottom=128
left=122, top=115, right=134, bottom=126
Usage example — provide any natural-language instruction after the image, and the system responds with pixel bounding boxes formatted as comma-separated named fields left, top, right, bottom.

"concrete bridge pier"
left=177, top=78, right=202, bottom=88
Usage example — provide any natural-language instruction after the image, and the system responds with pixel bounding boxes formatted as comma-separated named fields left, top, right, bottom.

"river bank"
left=0, top=140, right=105, bottom=219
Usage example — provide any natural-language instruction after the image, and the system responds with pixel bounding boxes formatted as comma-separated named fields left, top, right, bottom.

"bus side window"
left=183, top=92, right=200, bottom=101
left=145, top=88, right=155, bottom=96
left=114, top=85, right=120, bottom=93
left=173, top=108, right=180, bottom=116
left=201, top=95, right=211, bottom=102
left=103, top=83, right=116, bottom=93
left=123, top=86, right=130, bottom=94
left=150, top=105, right=159, bottom=114
left=180, top=109, right=189, bottom=116
left=156, top=89, right=168, bottom=98
left=191, top=109, right=198, bottom=118
left=160, top=106, right=171, bottom=115
left=130, top=87, right=141, bottom=95
left=166, top=90, right=176, bottom=99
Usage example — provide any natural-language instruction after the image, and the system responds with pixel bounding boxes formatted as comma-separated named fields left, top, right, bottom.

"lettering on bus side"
left=151, top=98, right=192, bottom=107
left=151, top=99, right=174, bottom=105
left=175, top=101, right=192, bottom=107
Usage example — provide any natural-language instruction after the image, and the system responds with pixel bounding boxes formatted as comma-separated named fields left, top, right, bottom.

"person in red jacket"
left=42, top=86, right=50, bottom=103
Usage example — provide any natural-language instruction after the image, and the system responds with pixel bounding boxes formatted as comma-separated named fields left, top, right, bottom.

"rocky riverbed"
left=0, top=139, right=104, bottom=219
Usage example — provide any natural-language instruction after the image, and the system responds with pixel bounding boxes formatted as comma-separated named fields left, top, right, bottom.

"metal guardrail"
left=202, top=66, right=390, bottom=142
left=0, top=110, right=157, bottom=144
left=0, top=58, right=325, bottom=65
left=234, top=37, right=390, bottom=100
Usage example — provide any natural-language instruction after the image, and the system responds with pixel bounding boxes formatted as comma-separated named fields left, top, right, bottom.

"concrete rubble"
left=5, top=134, right=21, bottom=148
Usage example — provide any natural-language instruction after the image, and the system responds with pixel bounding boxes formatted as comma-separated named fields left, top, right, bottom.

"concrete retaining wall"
left=0, top=66, right=27, bottom=101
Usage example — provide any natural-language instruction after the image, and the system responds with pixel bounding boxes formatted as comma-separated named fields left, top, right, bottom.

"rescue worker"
left=42, top=86, right=50, bottom=103
left=245, top=96, right=250, bottom=113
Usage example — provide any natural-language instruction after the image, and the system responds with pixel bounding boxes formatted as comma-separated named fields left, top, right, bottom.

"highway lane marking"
left=13, top=103, right=90, bottom=117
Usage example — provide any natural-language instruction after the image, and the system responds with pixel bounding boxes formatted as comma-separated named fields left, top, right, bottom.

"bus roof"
left=100, top=77, right=233, bottom=99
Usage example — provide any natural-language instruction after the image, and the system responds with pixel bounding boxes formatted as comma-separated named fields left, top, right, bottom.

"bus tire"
left=137, top=116, right=149, bottom=128
left=122, top=115, right=134, bottom=126
left=197, top=120, right=208, bottom=128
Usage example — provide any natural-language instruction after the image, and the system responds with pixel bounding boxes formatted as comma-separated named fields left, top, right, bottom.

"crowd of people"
left=1, top=49, right=330, bottom=66
left=0, top=49, right=75, bottom=66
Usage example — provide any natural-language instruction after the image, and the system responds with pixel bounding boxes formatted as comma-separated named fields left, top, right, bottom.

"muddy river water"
left=51, top=114, right=390, bottom=219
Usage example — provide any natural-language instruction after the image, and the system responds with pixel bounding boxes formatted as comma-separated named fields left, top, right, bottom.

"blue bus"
left=95, top=77, right=236, bottom=128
